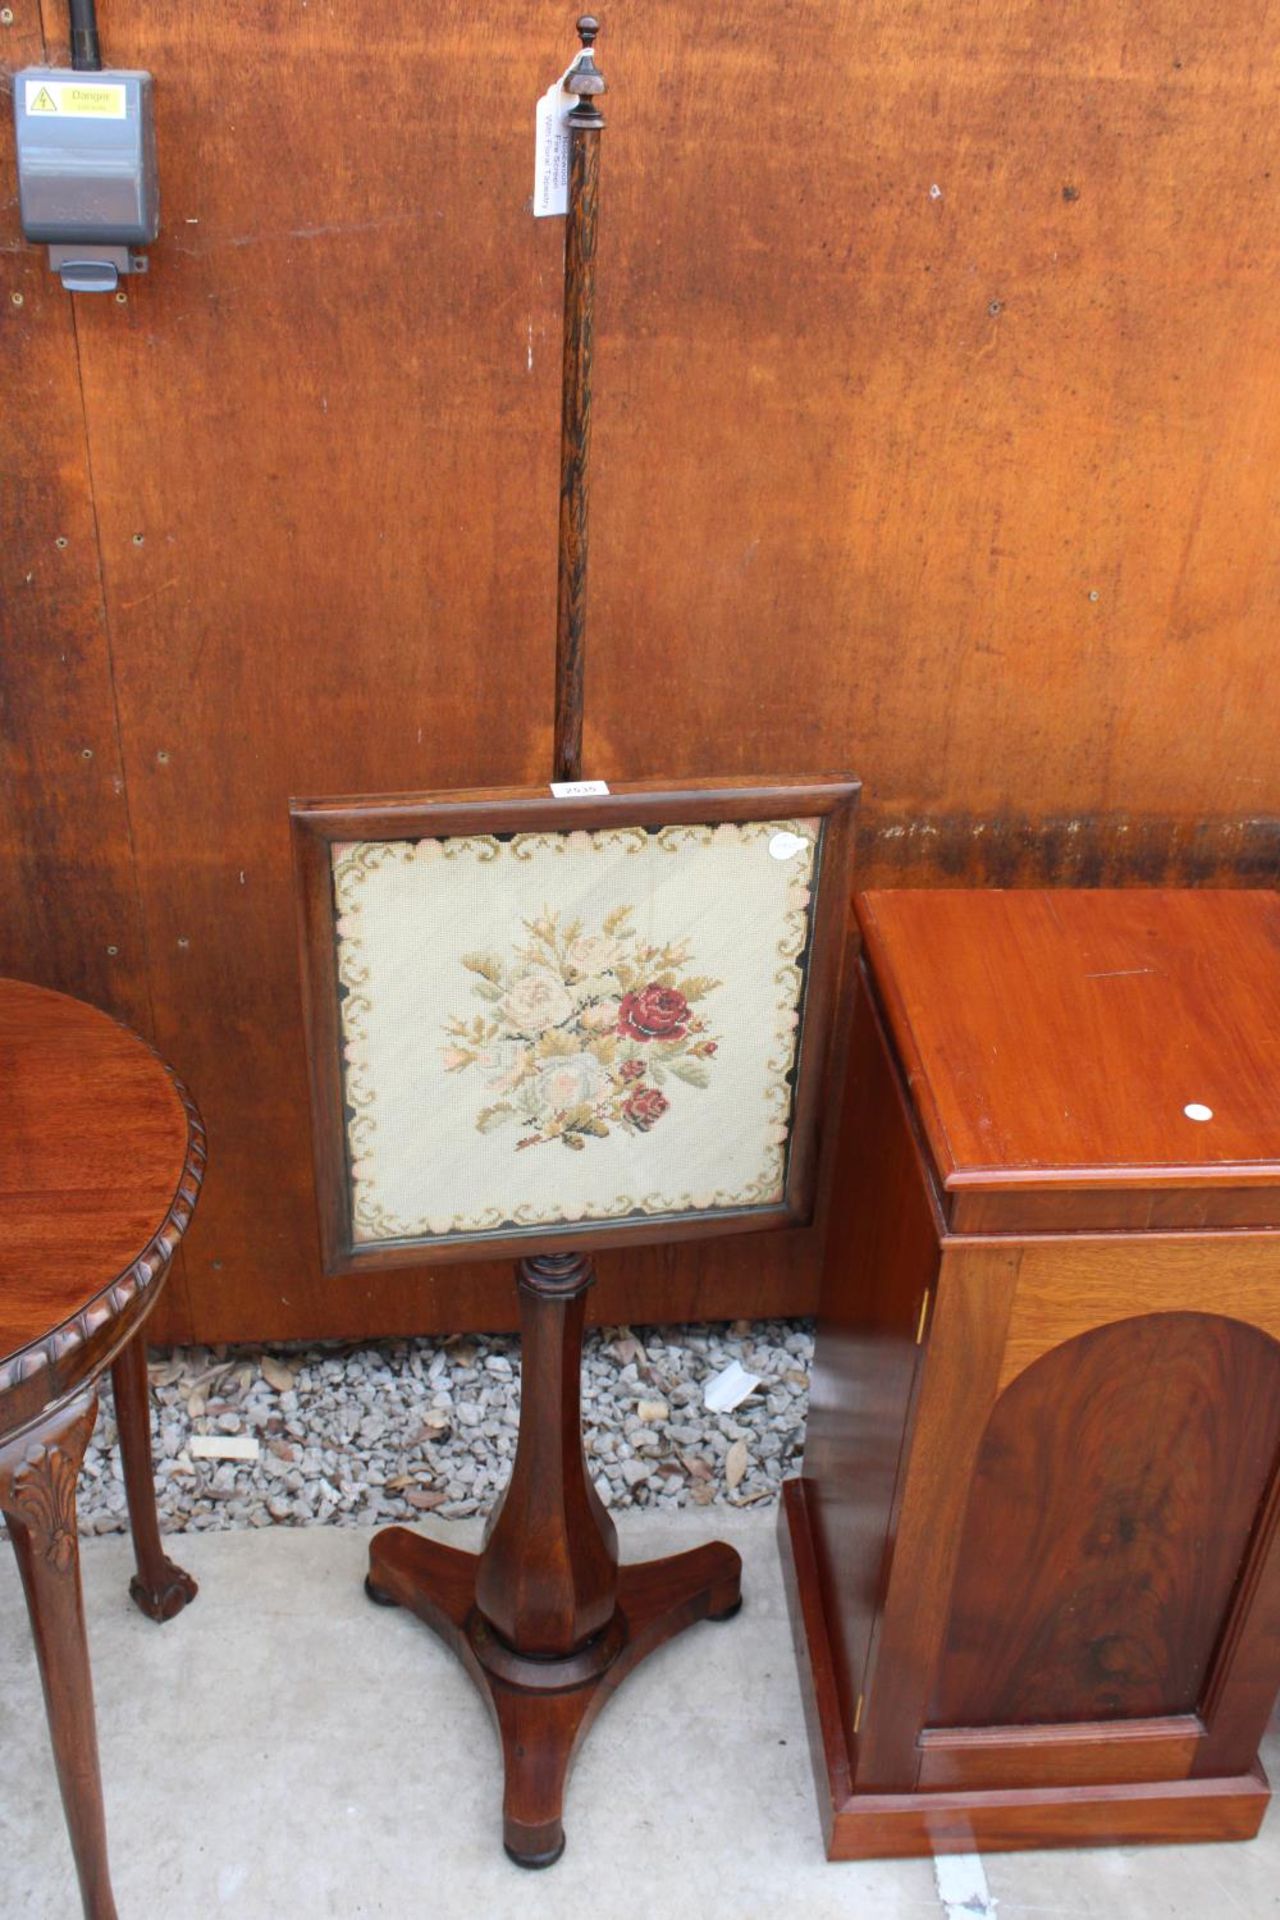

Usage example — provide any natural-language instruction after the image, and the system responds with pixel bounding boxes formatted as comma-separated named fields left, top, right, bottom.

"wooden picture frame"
left=291, top=775, right=858, bottom=1273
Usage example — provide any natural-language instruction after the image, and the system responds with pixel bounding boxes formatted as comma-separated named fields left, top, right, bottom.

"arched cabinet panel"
left=931, top=1312, right=1280, bottom=1728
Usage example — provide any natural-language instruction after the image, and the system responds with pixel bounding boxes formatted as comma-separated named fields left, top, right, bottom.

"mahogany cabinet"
left=783, top=888, right=1280, bottom=1857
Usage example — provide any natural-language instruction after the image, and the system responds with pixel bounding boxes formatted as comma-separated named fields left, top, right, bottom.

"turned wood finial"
left=567, top=14, right=606, bottom=124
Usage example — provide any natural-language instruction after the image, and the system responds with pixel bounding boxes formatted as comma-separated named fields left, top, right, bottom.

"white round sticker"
left=1183, top=1103, right=1214, bottom=1122
left=769, top=831, right=808, bottom=861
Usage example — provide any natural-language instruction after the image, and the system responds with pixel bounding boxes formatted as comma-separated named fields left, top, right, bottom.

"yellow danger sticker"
left=25, top=78, right=127, bottom=119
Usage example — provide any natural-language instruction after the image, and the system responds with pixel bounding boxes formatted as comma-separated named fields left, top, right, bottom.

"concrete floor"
left=1, top=1510, right=1277, bottom=1919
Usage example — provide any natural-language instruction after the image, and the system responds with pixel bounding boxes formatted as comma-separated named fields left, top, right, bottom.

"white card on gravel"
left=703, top=1360, right=762, bottom=1413
left=189, top=1435, right=261, bottom=1462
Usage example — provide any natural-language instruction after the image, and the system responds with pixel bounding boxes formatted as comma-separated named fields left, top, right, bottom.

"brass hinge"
left=915, top=1289, right=932, bottom=1345
left=853, top=1691, right=864, bottom=1735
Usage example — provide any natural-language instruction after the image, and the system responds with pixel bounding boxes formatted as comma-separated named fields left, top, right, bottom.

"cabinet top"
left=857, top=889, right=1280, bottom=1232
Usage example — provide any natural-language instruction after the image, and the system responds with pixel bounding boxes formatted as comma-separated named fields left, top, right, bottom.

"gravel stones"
left=72, top=1319, right=813, bottom=1538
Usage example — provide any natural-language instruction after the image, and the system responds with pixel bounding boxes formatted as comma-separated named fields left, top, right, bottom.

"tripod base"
left=367, top=1522, right=743, bottom=1866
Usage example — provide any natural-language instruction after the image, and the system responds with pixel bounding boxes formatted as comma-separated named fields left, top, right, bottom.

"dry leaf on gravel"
left=187, top=1363, right=231, bottom=1393
left=725, top=1438, right=749, bottom=1490
left=261, top=1357, right=296, bottom=1393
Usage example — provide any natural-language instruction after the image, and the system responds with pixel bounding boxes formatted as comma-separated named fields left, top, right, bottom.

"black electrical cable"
left=68, top=0, right=102, bottom=71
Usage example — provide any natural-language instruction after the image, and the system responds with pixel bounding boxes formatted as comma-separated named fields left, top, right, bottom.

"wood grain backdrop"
left=3, top=0, right=1277, bottom=1341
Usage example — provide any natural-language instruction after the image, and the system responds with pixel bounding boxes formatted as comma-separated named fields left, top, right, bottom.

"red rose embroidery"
left=624, top=1086, right=669, bottom=1131
left=618, top=984, right=690, bottom=1043
left=446, top=907, right=722, bottom=1156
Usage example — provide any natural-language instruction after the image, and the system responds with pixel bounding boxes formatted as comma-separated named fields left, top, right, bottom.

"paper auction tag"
left=550, top=779, right=610, bottom=798
left=533, top=54, right=585, bottom=217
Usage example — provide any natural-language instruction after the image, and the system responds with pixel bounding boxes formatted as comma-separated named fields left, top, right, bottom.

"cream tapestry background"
left=333, top=818, right=822, bottom=1245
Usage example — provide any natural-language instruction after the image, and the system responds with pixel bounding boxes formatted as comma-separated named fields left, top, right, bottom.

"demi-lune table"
left=0, top=979, right=205, bottom=1920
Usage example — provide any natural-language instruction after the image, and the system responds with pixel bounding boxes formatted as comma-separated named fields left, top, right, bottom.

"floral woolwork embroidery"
left=442, top=906, right=721, bottom=1152
left=331, top=818, right=821, bottom=1243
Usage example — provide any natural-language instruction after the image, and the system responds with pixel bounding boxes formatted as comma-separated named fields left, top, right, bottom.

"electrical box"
left=13, top=68, right=157, bottom=292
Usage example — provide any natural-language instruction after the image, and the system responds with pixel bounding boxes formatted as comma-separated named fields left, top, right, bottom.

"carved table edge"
left=0, top=1060, right=206, bottom=1416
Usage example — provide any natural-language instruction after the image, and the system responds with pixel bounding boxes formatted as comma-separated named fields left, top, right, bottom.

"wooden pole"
left=553, top=16, right=606, bottom=784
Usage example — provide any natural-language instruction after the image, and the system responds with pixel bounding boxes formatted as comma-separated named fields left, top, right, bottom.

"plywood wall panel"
left=0, top=10, right=149, bottom=1028
left=61, top=4, right=571, bottom=1339
left=587, top=4, right=1280, bottom=825
left=4, top=1, right=1277, bottom=1340
left=1, top=2, right=195, bottom=1333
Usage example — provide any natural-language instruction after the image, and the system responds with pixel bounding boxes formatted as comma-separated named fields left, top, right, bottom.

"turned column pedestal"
left=367, top=1251, right=742, bottom=1866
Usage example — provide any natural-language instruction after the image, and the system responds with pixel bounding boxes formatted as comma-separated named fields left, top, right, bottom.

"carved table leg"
left=111, top=1333, right=197, bottom=1622
left=368, top=1252, right=744, bottom=1866
left=0, top=1392, right=118, bottom=1920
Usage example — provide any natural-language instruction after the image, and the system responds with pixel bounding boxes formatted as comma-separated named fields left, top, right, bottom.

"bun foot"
left=128, top=1559, right=198, bottom=1623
